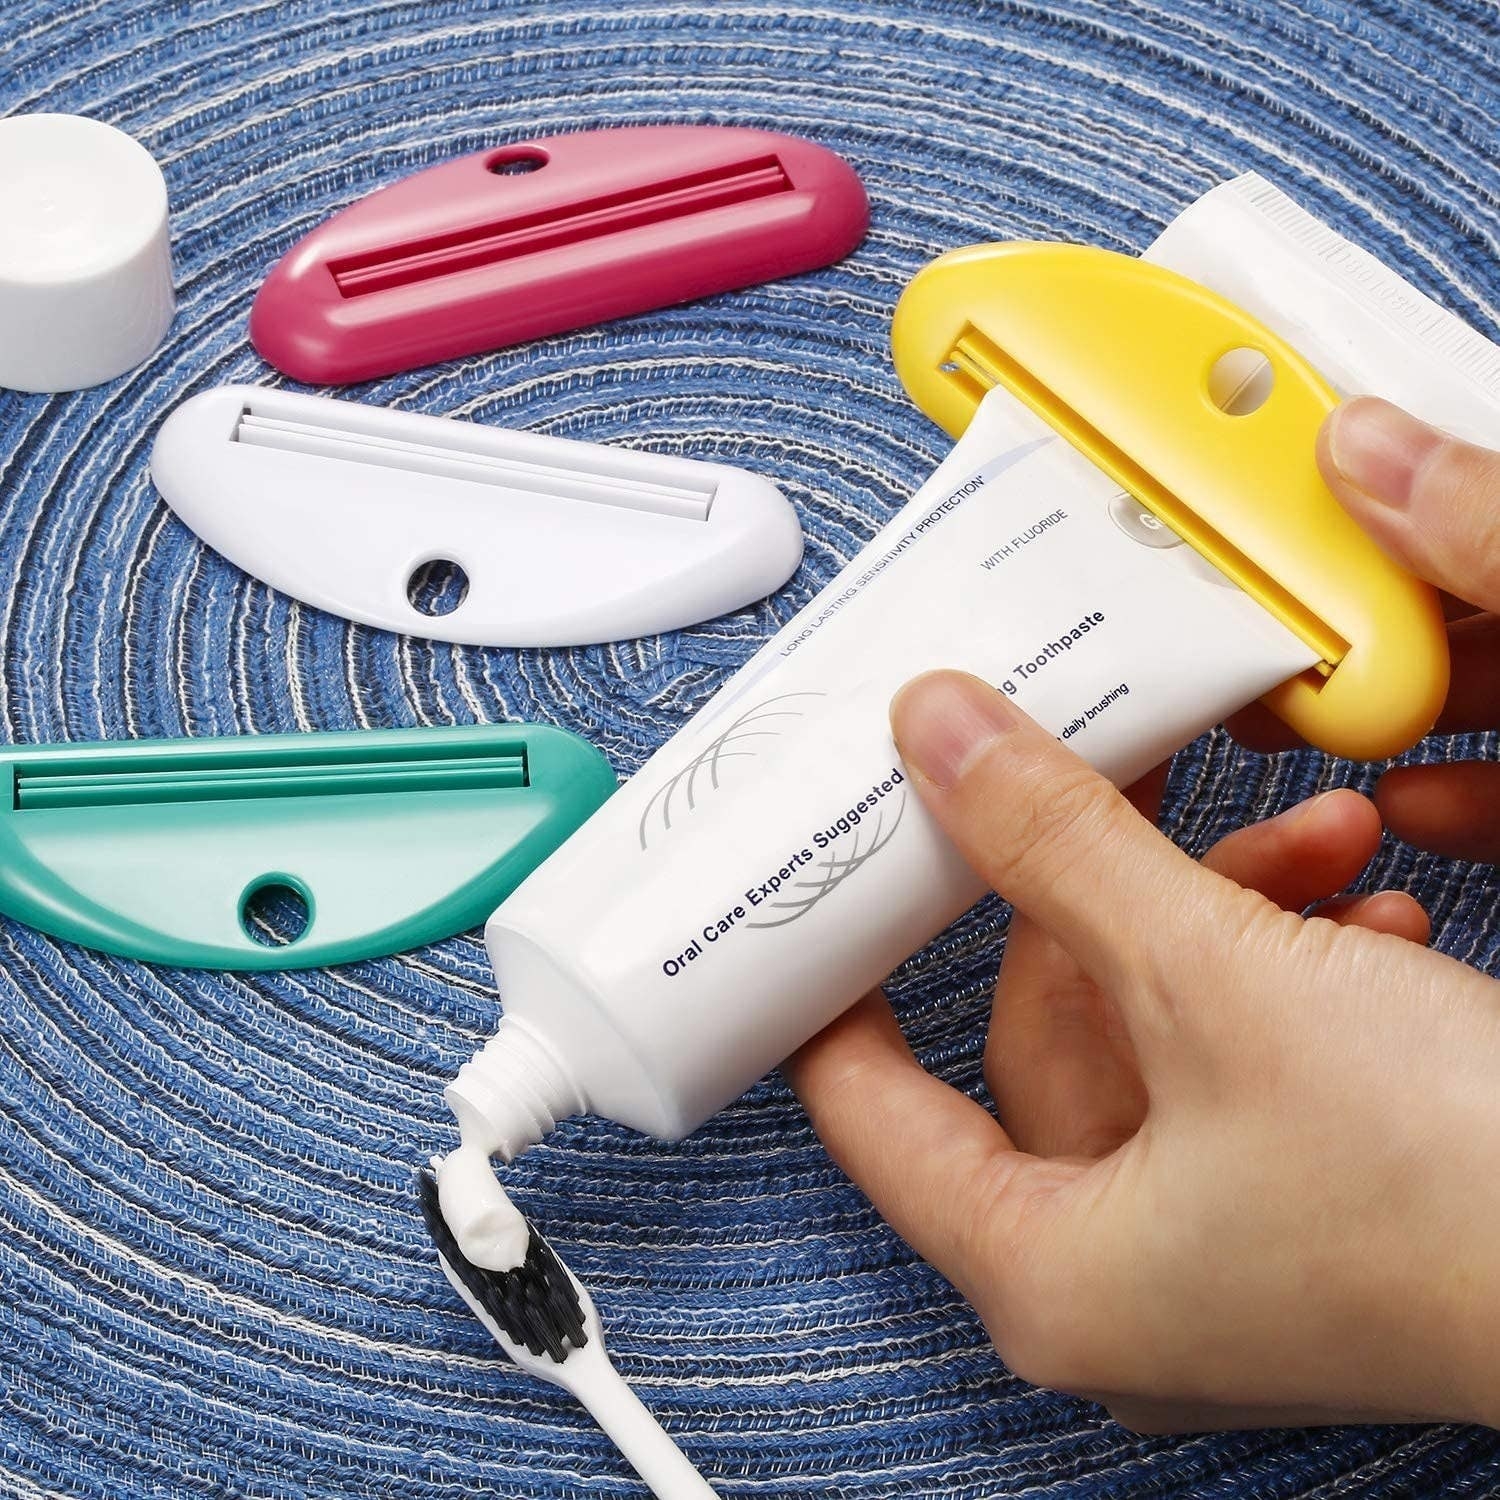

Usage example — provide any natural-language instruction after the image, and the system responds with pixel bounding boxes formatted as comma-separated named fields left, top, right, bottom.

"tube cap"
left=0, top=114, right=175, bottom=393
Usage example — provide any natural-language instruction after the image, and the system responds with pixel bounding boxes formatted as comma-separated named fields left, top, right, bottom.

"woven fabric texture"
left=3, top=2, right=1499, bottom=1495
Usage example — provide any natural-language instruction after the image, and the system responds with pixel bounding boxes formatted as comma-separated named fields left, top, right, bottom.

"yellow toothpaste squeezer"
left=891, top=242, right=1450, bottom=761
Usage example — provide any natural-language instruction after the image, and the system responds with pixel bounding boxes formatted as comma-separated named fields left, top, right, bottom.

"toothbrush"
left=416, top=1169, right=721, bottom=1499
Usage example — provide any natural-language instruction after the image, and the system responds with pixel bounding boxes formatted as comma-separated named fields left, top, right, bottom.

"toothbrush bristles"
left=416, top=1169, right=588, bottom=1363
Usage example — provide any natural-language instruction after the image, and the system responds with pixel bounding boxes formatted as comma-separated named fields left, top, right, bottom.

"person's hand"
left=784, top=668, right=1500, bottom=1431
left=1230, top=396, right=1500, bottom=860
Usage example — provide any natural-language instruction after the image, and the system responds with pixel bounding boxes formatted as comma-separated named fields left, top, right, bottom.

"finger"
left=1319, top=397, right=1500, bottom=612
left=1311, top=890, right=1430, bottom=944
left=1199, top=788, right=1382, bottom=909
left=889, top=670, right=1261, bottom=1002
left=988, top=916, right=1147, bottom=1159
left=784, top=990, right=1079, bottom=1294
left=1376, top=761, right=1500, bottom=862
left=985, top=790, right=1380, bottom=1159
left=1429, top=612, right=1500, bottom=734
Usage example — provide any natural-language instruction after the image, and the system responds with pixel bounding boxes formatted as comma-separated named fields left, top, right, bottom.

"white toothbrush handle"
left=563, top=1347, right=721, bottom=1499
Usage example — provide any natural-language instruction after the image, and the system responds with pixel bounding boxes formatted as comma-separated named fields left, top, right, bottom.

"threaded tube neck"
left=445, top=1014, right=584, bottom=1162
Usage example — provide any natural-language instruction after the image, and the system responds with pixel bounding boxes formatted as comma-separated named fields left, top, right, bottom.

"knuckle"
left=1107, top=1401, right=1184, bottom=1435
left=1423, top=436, right=1500, bottom=514
left=991, top=1291, right=1114, bottom=1396
left=1179, top=899, right=1356, bottom=1066
left=1239, top=898, right=1341, bottom=978
left=1199, top=895, right=1303, bottom=998
left=967, top=1166, right=1120, bottom=1396
left=1129, top=882, right=1286, bottom=1031
left=995, top=1332, right=1072, bottom=1395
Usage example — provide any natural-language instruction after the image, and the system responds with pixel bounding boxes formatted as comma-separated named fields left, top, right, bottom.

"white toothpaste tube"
left=1145, top=172, right=1500, bottom=444
left=447, top=391, right=1314, bottom=1158
left=444, top=173, right=1496, bottom=1172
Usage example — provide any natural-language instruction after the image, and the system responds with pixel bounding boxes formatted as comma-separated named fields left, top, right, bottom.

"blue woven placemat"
left=3, top=3, right=1499, bottom=1495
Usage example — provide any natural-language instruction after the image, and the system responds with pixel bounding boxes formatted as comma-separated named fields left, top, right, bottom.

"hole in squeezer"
left=407, top=559, right=471, bottom=617
left=242, top=881, right=311, bottom=948
left=487, top=150, right=546, bottom=176
left=1208, top=347, right=1275, bottom=417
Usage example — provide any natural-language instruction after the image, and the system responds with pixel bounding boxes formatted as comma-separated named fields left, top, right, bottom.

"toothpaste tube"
left=1145, top=172, right=1500, bottom=443
left=446, top=392, right=1312, bottom=1157
left=444, top=173, right=1493, bottom=1171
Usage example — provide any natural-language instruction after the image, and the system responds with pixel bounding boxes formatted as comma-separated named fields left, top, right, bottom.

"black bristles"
left=416, top=1168, right=588, bottom=1363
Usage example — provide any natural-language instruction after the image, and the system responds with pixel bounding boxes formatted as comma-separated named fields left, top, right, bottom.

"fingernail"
left=890, top=671, right=1018, bottom=789
left=1291, top=788, right=1344, bottom=821
left=1325, top=398, right=1445, bottom=508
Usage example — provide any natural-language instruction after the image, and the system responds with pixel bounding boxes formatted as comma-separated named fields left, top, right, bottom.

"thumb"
left=1319, top=396, right=1500, bottom=611
left=890, top=670, right=1234, bottom=1000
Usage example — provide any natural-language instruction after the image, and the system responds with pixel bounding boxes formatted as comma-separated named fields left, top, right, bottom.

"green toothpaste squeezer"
left=0, top=723, right=615, bottom=969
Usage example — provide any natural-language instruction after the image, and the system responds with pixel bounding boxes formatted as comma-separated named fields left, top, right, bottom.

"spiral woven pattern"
left=3, top=3, right=1499, bottom=1495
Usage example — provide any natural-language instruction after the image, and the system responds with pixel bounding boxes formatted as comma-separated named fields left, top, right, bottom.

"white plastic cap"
left=0, top=113, right=175, bottom=393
